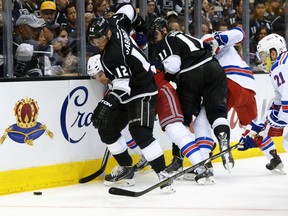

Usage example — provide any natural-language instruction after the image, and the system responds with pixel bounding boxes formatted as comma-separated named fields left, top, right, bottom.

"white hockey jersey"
left=270, top=51, right=288, bottom=123
left=214, top=28, right=256, bottom=92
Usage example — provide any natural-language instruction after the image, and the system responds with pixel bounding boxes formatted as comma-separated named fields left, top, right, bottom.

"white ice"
left=0, top=153, right=288, bottom=216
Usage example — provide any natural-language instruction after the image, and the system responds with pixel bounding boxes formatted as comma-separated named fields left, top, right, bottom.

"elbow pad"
left=163, top=55, right=181, bottom=74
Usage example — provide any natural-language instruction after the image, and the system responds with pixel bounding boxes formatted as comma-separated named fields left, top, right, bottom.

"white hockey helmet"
left=257, top=33, right=287, bottom=72
left=87, top=54, right=103, bottom=77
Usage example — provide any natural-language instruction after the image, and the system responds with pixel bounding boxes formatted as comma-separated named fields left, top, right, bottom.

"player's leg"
left=121, top=125, right=149, bottom=172
left=98, top=106, right=135, bottom=186
left=203, top=61, right=233, bottom=171
left=128, top=95, right=175, bottom=193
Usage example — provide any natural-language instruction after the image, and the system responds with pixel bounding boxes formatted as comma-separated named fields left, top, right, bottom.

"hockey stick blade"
left=79, top=148, right=110, bottom=183
left=109, top=143, right=238, bottom=197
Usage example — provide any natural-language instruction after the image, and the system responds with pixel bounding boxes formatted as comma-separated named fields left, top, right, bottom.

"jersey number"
left=116, top=66, right=129, bottom=78
left=274, top=72, right=285, bottom=87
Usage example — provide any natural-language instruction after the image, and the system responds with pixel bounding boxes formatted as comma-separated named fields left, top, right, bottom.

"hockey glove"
left=135, top=32, right=147, bottom=49
left=238, top=122, right=264, bottom=151
left=203, top=32, right=228, bottom=55
left=259, top=110, right=286, bottom=138
left=91, top=94, right=119, bottom=129
left=132, top=15, right=148, bottom=34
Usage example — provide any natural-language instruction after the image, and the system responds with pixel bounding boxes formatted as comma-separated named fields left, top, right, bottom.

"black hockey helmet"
left=152, top=17, right=169, bottom=32
left=148, top=17, right=169, bottom=40
left=87, top=17, right=110, bottom=40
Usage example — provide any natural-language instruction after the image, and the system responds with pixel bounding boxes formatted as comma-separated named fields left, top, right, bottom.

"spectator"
left=41, top=21, right=67, bottom=76
left=55, top=0, right=70, bottom=27
left=222, top=0, right=235, bottom=17
left=209, top=1, right=225, bottom=30
left=146, top=0, right=158, bottom=28
left=13, top=0, right=42, bottom=25
left=215, top=21, right=229, bottom=32
left=265, top=0, right=283, bottom=19
left=250, top=26, right=272, bottom=70
left=55, top=26, right=78, bottom=74
left=85, top=0, right=94, bottom=13
left=202, top=0, right=213, bottom=31
left=93, top=0, right=109, bottom=18
left=168, top=19, right=182, bottom=31
left=64, top=1, right=77, bottom=38
left=158, top=0, right=183, bottom=16
left=225, top=0, right=242, bottom=29
left=249, top=0, right=272, bottom=41
left=201, top=21, right=212, bottom=36
left=166, top=10, right=178, bottom=22
left=265, top=0, right=285, bottom=37
left=14, top=14, right=46, bottom=77
left=39, top=1, right=57, bottom=22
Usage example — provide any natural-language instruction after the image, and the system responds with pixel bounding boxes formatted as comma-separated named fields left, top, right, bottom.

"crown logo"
left=14, top=97, right=39, bottom=128
left=0, top=97, right=53, bottom=145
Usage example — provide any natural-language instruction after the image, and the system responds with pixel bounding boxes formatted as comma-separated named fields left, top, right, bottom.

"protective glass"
left=90, top=35, right=107, bottom=46
left=258, top=50, right=272, bottom=73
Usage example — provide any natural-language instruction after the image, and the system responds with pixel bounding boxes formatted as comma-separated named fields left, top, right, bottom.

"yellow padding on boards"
left=0, top=137, right=286, bottom=195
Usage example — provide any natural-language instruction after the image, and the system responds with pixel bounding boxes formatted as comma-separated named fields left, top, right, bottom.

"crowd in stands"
left=0, top=0, right=286, bottom=78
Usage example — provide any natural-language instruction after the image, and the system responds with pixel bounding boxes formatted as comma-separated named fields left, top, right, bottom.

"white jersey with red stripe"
left=270, top=51, right=288, bottom=123
left=214, top=28, right=256, bottom=93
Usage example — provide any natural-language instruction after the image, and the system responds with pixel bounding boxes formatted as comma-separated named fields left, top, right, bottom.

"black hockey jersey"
left=100, top=14, right=157, bottom=103
left=155, top=31, right=212, bottom=74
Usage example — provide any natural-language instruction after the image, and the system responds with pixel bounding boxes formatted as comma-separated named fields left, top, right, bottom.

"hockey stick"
left=108, top=143, right=239, bottom=197
left=79, top=148, right=110, bottom=183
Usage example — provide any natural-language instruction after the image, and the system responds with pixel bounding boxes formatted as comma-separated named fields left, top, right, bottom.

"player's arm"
left=115, top=4, right=147, bottom=33
left=156, top=35, right=181, bottom=74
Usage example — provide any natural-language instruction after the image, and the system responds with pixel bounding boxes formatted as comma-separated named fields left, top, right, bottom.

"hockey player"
left=147, top=17, right=215, bottom=184
left=153, top=27, right=234, bottom=172
left=88, top=53, right=215, bottom=184
left=87, top=54, right=149, bottom=173
left=239, top=33, right=287, bottom=174
left=87, top=4, right=175, bottom=193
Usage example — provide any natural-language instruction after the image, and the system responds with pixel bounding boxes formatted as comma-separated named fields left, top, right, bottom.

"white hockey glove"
left=202, top=32, right=228, bottom=55
left=259, top=110, right=286, bottom=138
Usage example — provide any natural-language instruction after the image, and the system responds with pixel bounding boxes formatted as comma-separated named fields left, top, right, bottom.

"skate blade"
left=183, top=173, right=196, bottom=181
left=270, top=169, right=287, bottom=175
left=196, top=176, right=217, bottom=185
left=269, top=163, right=287, bottom=175
left=161, top=185, right=176, bottom=194
left=104, top=179, right=135, bottom=187
left=222, top=153, right=234, bottom=173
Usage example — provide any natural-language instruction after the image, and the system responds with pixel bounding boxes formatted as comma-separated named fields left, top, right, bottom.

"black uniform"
left=155, top=31, right=228, bottom=127
left=94, top=12, right=166, bottom=173
left=155, top=31, right=234, bottom=170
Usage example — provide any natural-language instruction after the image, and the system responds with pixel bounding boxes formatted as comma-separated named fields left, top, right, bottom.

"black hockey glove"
left=132, top=15, right=148, bottom=34
left=91, top=94, right=119, bottom=129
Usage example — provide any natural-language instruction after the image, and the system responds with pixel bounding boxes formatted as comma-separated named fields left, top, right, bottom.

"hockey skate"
left=165, top=156, right=183, bottom=174
left=133, top=156, right=149, bottom=172
left=183, top=165, right=216, bottom=184
left=218, top=132, right=234, bottom=172
left=157, top=170, right=176, bottom=194
left=266, top=150, right=286, bottom=175
left=104, top=166, right=135, bottom=186
left=194, top=165, right=216, bottom=184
